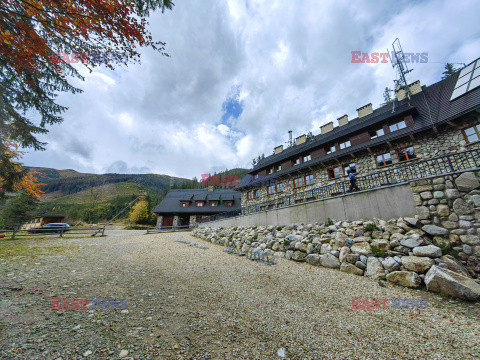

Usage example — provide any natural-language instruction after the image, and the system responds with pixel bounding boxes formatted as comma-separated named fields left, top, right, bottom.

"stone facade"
left=410, top=171, right=480, bottom=277
left=241, top=117, right=480, bottom=209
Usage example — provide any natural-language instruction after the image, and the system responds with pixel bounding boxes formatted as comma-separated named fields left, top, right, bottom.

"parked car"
left=27, top=223, right=71, bottom=233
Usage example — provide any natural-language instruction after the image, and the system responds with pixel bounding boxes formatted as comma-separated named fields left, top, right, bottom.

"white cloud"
left=23, top=0, right=480, bottom=178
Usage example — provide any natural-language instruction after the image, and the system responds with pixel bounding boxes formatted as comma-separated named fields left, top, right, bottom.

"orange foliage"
left=0, top=141, right=44, bottom=199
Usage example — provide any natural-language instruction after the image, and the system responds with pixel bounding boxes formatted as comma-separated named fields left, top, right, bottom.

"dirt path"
left=0, top=231, right=479, bottom=359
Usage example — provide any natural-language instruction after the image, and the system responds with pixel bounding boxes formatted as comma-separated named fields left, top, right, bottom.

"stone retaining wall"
left=193, top=216, right=480, bottom=301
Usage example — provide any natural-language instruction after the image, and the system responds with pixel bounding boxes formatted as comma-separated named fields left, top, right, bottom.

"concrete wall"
left=200, top=184, right=416, bottom=228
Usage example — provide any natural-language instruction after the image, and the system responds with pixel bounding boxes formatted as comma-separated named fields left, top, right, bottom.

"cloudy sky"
left=23, top=0, right=480, bottom=179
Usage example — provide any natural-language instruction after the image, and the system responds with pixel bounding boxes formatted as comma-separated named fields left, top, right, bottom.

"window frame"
left=389, top=120, right=407, bottom=133
left=343, top=163, right=356, bottom=176
left=195, top=201, right=205, bottom=207
left=339, top=140, right=351, bottom=150
left=209, top=201, right=219, bottom=207
left=370, top=128, right=385, bottom=139
left=397, top=146, right=417, bottom=163
left=376, top=152, right=393, bottom=168
left=328, top=166, right=343, bottom=179
left=293, top=177, right=304, bottom=188
left=224, top=201, right=233, bottom=207
left=327, top=145, right=336, bottom=154
left=253, top=189, right=260, bottom=198
left=303, top=154, right=311, bottom=162
left=277, top=165, right=282, bottom=171
left=267, top=184, right=276, bottom=195
left=180, top=201, right=189, bottom=207
left=294, top=158, right=301, bottom=165
left=276, top=183, right=284, bottom=192
left=463, top=124, right=480, bottom=144
left=305, top=174, right=314, bottom=186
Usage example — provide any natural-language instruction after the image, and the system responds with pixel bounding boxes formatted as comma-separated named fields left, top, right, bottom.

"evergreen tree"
left=0, top=193, right=39, bottom=229
left=381, top=87, right=393, bottom=106
left=442, top=63, right=460, bottom=79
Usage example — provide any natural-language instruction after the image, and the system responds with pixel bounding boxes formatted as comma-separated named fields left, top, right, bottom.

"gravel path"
left=1, top=230, right=479, bottom=359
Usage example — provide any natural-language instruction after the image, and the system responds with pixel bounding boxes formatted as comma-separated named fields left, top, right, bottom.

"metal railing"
left=201, top=148, right=480, bottom=222
left=0, top=226, right=106, bottom=239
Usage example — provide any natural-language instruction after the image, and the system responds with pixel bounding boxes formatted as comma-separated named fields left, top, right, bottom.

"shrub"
left=364, top=223, right=379, bottom=233
left=370, top=245, right=387, bottom=257
left=325, top=218, right=334, bottom=226
left=276, top=226, right=283, bottom=231
left=283, top=239, right=290, bottom=247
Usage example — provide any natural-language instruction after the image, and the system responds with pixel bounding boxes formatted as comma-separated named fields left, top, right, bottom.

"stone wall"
left=410, top=171, right=480, bottom=276
left=193, top=217, right=480, bottom=301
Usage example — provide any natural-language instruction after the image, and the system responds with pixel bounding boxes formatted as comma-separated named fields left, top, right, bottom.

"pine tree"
left=0, top=193, right=39, bottom=229
left=442, top=63, right=460, bottom=79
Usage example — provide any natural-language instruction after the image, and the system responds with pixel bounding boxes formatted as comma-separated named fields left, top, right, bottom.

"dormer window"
left=195, top=201, right=204, bottom=207
left=224, top=201, right=233, bottom=207
left=294, top=158, right=301, bottom=165
left=268, top=168, right=274, bottom=174
left=277, top=165, right=282, bottom=171
left=180, top=201, right=189, bottom=207
left=210, top=201, right=218, bottom=207
left=370, top=128, right=385, bottom=139
left=339, top=141, right=351, bottom=149
left=303, top=154, right=311, bottom=162
left=389, top=120, right=407, bottom=132
left=253, top=174, right=259, bottom=179
left=327, top=145, right=336, bottom=154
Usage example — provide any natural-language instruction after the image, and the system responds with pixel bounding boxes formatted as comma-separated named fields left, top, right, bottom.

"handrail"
left=201, top=148, right=480, bottom=223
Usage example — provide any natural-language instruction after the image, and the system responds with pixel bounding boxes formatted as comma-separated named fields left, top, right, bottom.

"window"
left=294, top=177, right=304, bottom=188
left=328, top=166, right=343, bottom=179
left=370, top=128, right=385, bottom=139
left=276, top=183, right=284, bottom=192
left=224, top=201, right=233, bottom=207
left=305, top=174, right=314, bottom=185
left=247, top=191, right=253, bottom=200
left=253, top=174, right=259, bottom=179
left=253, top=189, right=260, bottom=198
left=344, top=163, right=356, bottom=176
left=389, top=120, right=407, bottom=132
left=294, top=158, right=301, bottom=165
left=397, top=146, right=417, bottom=162
left=376, top=152, right=392, bottom=167
left=210, top=201, right=218, bottom=207
left=464, top=125, right=480, bottom=144
left=180, top=201, right=189, bottom=207
left=303, top=154, right=311, bottom=162
left=268, top=184, right=275, bottom=194
left=340, top=140, right=351, bottom=150
left=195, top=201, right=204, bottom=207
left=327, top=145, right=336, bottom=154
left=277, top=165, right=282, bottom=171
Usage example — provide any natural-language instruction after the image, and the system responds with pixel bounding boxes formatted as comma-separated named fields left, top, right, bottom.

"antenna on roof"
left=390, top=38, right=413, bottom=105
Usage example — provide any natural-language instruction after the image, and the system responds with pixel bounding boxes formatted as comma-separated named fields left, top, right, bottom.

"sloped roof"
left=153, top=189, right=241, bottom=214
left=237, top=61, right=480, bottom=190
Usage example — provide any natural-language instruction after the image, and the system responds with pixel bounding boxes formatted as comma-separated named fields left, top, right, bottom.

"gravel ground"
left=0, top=230, right=479, bottom=359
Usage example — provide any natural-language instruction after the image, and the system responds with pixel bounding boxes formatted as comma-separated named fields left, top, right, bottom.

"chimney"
left=207, top=186, right=214, bottom=192
left=274, top=145, right=284, bottom=154
left=357, top=103, right=373, bottom=118
left=320, top=122, right=334, bottom=135
left=408, top=80, right=422, bottom=95
left=295, top=134, right=306, bottom=145
left=396, top=88, right=407, bottom=101
left=337, top=114, right=348, bottom=127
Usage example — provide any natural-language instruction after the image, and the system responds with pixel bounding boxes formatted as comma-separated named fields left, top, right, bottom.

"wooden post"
left=60, top=228, right=64, bottom=237
left=12, top=229, right=16, bottom=240
left=101, top=226, right=105, bottom=236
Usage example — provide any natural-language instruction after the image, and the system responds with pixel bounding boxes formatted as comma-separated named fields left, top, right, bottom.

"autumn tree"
left=0, top=140, right=44, bottom=200
left=0, top=0, right=174, bottom=194
left=129, top=197, right=152, bottom=225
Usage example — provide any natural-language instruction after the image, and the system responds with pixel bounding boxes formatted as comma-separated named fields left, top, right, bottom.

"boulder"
left=416, top=206, right=430, bottom=220
left=422, top=225, right=449, bottom=236
left=305, top=254, right=321, bottom=266
left=371, top=239, right=390, bottom=252
left=291, top=251, right=307, bottom=261
left=351, top=242, right=371, bottom=256
left=453, top=199, right=474, bottom=216
left=339, top=246, right=350, bottom=263
left=340, top=263, right=364, bottom=276
left=425, top=265, right=480, bottom=301
left=320, top=253, right=340, bottom=269
left=412, top=245, right=442, bottom=258
left=454, top=172, right=480, bottom=192
left=402, top=256, right=434, bottom=273
left=346, top=254, right=360, bottom=264
left=365, top=257, right=386, bottom=280
left=404, top=217, right=422, bottom=228
left=440, top=255, right=471, bottom=277
left=355, top=261, right=366, bottom=270
left=382, top=257, right=401, bottom=272
left=400, top=237, right=421, bottom=248
left=386, top=271, right=422, bottom=288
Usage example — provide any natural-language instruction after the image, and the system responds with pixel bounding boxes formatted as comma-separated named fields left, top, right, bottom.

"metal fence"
left=0, top=226, right=106, bottom=239
left=201, top=148, right=480, bottom=223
